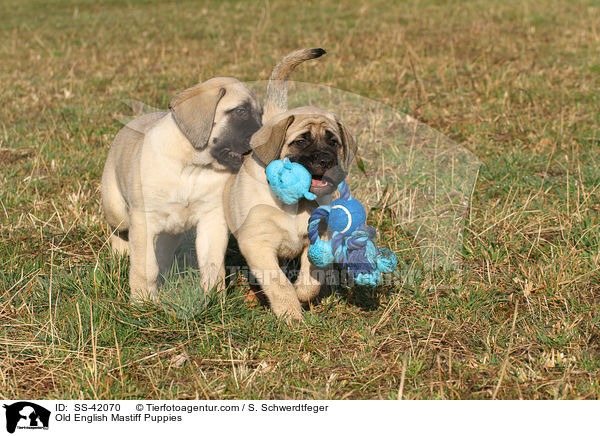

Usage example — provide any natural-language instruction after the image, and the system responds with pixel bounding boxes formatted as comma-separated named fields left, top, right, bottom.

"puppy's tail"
left=263, top=48, right=326, bottom=122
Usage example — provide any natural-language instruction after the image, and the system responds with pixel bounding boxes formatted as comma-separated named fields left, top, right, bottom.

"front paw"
left=130, top=286, right=158, bottom=304
left=294, top=282, right=321, bottom=303
left=199, top=276, right=225, bottom=294
left=129, top=273, right=158, bottom=304
left=271, top=299, right=304, bottom=322
left=199, top=264, right=225, bottom=294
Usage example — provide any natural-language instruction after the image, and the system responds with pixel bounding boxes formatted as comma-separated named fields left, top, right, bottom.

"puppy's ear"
left=251, top=115, right=295, bottom=165
left=169, top=83, right=226, bottom=149
left=336, top=119, right=357, bottom=170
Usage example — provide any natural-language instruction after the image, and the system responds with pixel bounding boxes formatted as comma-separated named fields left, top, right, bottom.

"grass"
left=1, top=0, right=600, bottom=399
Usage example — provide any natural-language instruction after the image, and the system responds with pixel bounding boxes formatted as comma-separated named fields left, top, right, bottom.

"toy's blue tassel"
left=308, top=239, right=335, bottom=268
left=376, top=248, right=398, bottom=274
left=354, top=271, right=381, bottom=287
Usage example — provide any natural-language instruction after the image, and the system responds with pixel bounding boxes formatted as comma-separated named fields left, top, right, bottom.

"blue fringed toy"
left=307, top=181, right=398, bottom=287
left=266, top=158, right=317, bottom=204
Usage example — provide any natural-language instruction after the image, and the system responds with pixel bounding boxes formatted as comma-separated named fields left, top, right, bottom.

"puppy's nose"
left=318, top=155, right=335, bottom=169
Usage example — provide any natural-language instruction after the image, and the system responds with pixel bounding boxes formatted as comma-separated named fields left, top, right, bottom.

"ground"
left=0, top=0, right=599, bottom=399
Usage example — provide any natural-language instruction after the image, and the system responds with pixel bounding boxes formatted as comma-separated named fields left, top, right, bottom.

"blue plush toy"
left=266, top=158, right=316, bottom=204
left=307, top=181, right=397, bottom=286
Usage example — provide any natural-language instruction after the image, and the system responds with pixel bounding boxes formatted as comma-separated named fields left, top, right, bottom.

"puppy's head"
left=251, top=106, right=356, bottom=197
left=169, top=77, right=262, bottom=172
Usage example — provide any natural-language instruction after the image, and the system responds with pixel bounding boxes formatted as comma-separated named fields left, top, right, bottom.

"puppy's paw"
left=109, top=233, right=130, bottom=256
left=280, top=310, right=305, bottom=325
left=199, top=278, right=226, bottom=296
left=271, top=301, right=304, bottom=323
left=130, top=287, right=158, bottom=305
left=294, top=283, right=321, bottom=303
left=198, top=264, right=225, bottom=294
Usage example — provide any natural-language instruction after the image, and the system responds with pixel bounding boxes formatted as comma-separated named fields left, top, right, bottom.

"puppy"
left=224, top=106, right=357, bottom=320
left=101, top=49, right=326, bottom=303
left=101, top=77, right=262, bottom=302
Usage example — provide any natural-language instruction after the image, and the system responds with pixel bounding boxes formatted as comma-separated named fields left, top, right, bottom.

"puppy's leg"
left=128, top=211, right=159, bottom=302
left=101, top=167, right=130, bottom=255
left=241, top=244, right=303, bottom=321
left=110, top=231, right=130, bottom=256
left=237, top=218, right=303, bottom=321
left=294, top=246, right=325, bottom=303
left=195, top=209, right=228, bottom=294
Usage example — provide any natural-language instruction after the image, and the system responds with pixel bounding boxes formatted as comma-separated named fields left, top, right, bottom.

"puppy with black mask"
left=224, top=106, right=357, bottom=321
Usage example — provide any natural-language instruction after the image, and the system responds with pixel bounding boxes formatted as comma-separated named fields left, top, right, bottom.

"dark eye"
left=328, top=138, right=340, bottom=147
left=234, top=107, right=247, bottom=115
left=292, top=138, right=307, bottom=147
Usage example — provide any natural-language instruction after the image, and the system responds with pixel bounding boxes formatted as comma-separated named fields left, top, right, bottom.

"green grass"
left=1, top=0, right=600, bottom=399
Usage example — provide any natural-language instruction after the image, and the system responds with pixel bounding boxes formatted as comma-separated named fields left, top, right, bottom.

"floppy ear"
left=251, top=115, right=295, bottom=165
left=336, top=119, right=357, bottom=170
left=169, top=83, right=226, bottom=149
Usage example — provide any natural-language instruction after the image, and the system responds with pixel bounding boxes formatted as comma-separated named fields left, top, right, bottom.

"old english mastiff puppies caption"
left=101, top=48, right=326, bottom=303
left=224, top=106, right=357, bottom=321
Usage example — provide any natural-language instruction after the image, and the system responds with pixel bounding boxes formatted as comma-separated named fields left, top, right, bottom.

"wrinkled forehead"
left=287, top=113, right=340, bottom=140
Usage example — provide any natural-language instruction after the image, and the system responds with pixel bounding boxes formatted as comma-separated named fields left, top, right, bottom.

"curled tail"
left=263, top=48, right=326, bottom=122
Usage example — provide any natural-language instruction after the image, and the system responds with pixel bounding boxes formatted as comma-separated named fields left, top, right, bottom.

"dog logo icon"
left=2, top=402, right=50, bottom=434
